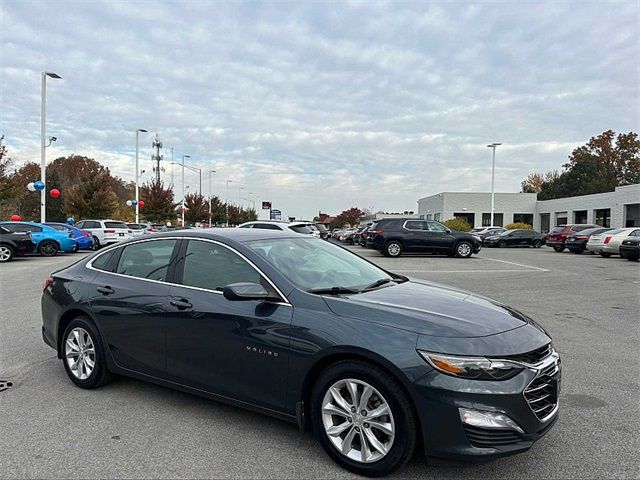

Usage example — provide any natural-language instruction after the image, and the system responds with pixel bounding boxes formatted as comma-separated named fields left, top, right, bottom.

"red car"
left=546, top=224, right=598, bottom=252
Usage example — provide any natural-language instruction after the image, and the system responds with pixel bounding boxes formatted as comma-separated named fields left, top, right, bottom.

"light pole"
left=41, top=71, right=61, bottom=223
left=135, top=128, right=148, bottom=223
left=225, top=180, right=233, bottom=227
left=486, top=143, right=501, bottom=227
left=209, top=170, right=216, bottom=227
left=181, top=154, right=190, bottom=227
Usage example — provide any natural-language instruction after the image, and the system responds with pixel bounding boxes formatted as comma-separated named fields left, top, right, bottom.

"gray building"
left=417, top=184, right=639, bottom=232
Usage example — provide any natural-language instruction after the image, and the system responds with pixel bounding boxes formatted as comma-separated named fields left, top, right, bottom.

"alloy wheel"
left=457, top=242, right=472, bottom=257
left=0, top=245, right=12, bottom=262
left=65, top=327, right=96, bottom=380
left=321, top=378, right=395, bottom=464
left=387, top=243, right=401, bottom=257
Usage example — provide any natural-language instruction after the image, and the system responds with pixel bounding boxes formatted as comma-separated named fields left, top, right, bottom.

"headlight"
left=418, top=351, right=524, bottom=380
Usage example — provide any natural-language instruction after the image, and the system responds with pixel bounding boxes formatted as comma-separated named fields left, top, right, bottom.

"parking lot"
left=1, top=247, right=638, bottom=479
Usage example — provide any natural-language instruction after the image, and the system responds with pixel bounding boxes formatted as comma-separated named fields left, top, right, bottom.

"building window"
left=555, top=211, right=568, bottom=226
left=594, top=208, right=611, bottom=227
left=426, top=213, right=432, bottom=220
left=453, top=212, right=475, bottom=228
left=574, top=210, right=588, bottom=224
left=540, top=213, right=550, bottom=233
left=513, top=213, right=534, bottom=226
left=434, top=213, right=441, bottom=221
left=482, top=213, right=504, bottom=227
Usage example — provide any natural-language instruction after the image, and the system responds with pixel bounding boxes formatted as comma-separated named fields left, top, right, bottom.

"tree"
left=208, top=195, right=226, bottom=225
left=64, top=173, right=119, bottom=219
left=184, top=193, right=209, bottom=224
left=521, top=171, right=560, bottom=193
left=139, top=179, right=176, bottom=223
left=335, top=207, right=366, bottom=227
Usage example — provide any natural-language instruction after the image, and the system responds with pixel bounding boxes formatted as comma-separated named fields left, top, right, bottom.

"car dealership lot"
left=1, top=248, right=638, bottom=479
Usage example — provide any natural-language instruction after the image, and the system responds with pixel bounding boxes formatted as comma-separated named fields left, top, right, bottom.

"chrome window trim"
left=86, top=236, right=292, bottom=306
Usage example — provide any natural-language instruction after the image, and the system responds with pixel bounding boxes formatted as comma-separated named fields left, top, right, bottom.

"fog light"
left=459, top=408, right=524, bottom=433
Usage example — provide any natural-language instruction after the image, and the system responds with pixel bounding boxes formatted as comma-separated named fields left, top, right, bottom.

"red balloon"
left=138, top=200, right=145, bottom=208
left=10, top=215, right=21, bottom=221
left=50, top=188, right=61, bottom=199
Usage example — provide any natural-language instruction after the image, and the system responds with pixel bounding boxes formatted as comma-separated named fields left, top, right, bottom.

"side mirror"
left=223, top=282, right=270, bottom=301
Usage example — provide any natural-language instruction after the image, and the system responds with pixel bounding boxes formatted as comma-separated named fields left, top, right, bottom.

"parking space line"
left=393, top=269, right=543, bottom=273
left=480, top=257, right=549, bottom=272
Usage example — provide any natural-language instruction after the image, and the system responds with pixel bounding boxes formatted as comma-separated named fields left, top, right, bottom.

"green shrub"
left=505, top=222, right=534, bottom=230
left=443, top=218, right=472, bottom=232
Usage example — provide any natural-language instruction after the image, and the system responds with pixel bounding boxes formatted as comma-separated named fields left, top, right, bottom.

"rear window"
left=315, top=224, right=328, bottom=232
left=252, top=223, right=282, bottom=230
left=549, top=227, right=564, bottom=233
left=573, top=225, right=594, bottom=232
left=289, top=225, right=313, bottom=234
left=91, top=249, right=117, bottom=272
left=105, top=221, right=129, bottom=229
left=46, top=224, right=68, bottom=231
left=127, top=224, right=145, bottom=230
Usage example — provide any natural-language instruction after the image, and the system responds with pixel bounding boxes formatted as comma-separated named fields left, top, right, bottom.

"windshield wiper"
left=362, top=277, right=404, bottom=292
left=307, top=286, right=361, bottom=295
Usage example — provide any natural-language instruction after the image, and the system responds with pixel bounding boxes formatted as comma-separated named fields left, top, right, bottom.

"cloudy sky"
left=1, top=1, right=638, bottom=219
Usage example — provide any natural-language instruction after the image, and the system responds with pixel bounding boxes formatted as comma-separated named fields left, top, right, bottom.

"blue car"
left=0, top=221, right=77, bottom=256
left=45, top=222, right=95, bottom=251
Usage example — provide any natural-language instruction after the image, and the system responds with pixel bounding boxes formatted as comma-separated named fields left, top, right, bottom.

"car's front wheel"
left=311, top=361, right=417, bottom=477
left=0, top=244, right=14, bottom=262
left=38, top=240, right=59, bottom=257
left=62, top=317, right=112, bottom=389
left=498, top=240, right=507, bottom=248
left=553, top=246, right=564, bottom=252
left=532, top=240, right=543, bottom=248
left=455, top=241, right=473, bottom=258
left=383, top=241, right=403, bottom=258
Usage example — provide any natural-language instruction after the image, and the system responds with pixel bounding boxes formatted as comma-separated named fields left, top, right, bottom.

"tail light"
left=103, top=229, right=115, bottom=234
left=576, top=235, right=588, bottom=240
left=369, top=229, right=384, bottom=235
left=43, top=277, right=54, bottom=291
left=82, top=231, right=90, bottom=237
left=604, top=236, right=613, bottom=244
left=128, top=230, right=132, bottom=233
left=148, top=227, right=157, bottom=232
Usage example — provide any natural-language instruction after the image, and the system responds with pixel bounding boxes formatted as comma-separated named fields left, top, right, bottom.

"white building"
left=417, top=184, right=640, bottom=232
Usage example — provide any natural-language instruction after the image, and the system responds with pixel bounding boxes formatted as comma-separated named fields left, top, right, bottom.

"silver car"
left=586, top=227, right=640, bottom=256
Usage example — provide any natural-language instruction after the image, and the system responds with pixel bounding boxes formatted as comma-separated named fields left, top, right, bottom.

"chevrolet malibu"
left=41, top=229, right=560, bottom=476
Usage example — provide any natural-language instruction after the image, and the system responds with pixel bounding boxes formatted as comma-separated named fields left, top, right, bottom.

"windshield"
left=498, top=230, right=516, bottom=236
left=549, top=226, right=565, bottom=233
left=470, top=228, right=484, bottom=233
left=245, top=237, right=392, bottom=292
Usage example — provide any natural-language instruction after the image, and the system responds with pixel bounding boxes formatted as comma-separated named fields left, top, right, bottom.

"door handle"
left=170, top=299, right=193, bottom=310
left=96, top=286, right=114, bottom=295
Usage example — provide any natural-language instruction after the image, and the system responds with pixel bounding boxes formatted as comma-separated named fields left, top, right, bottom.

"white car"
left=586, top=227, right=640, bottom=256
left=74, top=219, right=133, bottom=249
left=237, top=220, right=317, bottom=236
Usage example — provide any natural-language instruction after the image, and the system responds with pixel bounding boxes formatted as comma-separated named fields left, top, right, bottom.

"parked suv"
left=367, top=218, right=482, bottom=258
left=545, top=224, right=597, bottom=252
left=74, top=220, right=133, bottom=249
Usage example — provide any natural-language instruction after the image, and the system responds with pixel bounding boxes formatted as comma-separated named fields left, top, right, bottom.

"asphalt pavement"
left=0, top=245, right=638, bottom=479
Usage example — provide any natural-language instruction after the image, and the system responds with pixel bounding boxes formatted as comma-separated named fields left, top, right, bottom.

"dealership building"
left=417, top=184, right=640, bottom=232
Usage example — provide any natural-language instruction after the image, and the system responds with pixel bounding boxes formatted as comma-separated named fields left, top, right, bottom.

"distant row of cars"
left=544, top=224, right=639, bottom=260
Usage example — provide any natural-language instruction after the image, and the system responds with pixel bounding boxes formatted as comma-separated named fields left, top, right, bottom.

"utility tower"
left=151, top=133, right=164, bottom=182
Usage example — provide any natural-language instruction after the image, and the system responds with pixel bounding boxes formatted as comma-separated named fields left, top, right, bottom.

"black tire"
left=0, top=244, right=14, bottom=262
left=571, top=248, right=584, bottom=254
left=92, top=236, right=101, bottom=250
left=553, top=246, right=564, bottom=252
left=61, top=316, right=113, bottom=389
left=498, top=240, right=507, bottom=248
left=454, top=241, right=473, bottom=258
left=72, top=244, right=80, bottom=253
left=532, top=240, right=543, bottom=248
left=38, top=240, right=59, bottom=257
left=310, top=360, right=417, bottom=477
left=599, top=252, right=612, bottom=258
left=383, top=240, right=403, bottom=258
left=626, top=255, right=639, bottom=262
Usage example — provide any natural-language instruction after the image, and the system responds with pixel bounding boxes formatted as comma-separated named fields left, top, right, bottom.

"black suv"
left=367, top=218, right=482, bottom=258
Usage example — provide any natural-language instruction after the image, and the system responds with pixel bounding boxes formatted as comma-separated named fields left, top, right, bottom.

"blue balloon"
left=34, top=180, right=45, bottom=191
left=131, top=200, right=138, bottom=206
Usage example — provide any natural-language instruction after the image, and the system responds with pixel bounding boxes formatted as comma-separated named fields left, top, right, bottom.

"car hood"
left=323, top=279, right=534, bottom=338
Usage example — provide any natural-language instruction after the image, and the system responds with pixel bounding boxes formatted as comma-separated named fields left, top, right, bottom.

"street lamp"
left=182, top=154, right=190, bottom=227
left=41, top=71, right=61, bottom=223
left=209, top=170, right=216, bottom=227
left=225, top=180, right=233, bottom=227
left=486, top=143, right=501, bottom=227
left=135, top=128, right=148, bottom=223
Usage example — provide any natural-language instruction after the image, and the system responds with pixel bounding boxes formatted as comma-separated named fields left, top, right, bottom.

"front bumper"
left=412, top=351, right=561, bottom=460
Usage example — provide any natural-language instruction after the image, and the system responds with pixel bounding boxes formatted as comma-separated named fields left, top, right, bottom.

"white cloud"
left=0, top=0, right=638, bottom=219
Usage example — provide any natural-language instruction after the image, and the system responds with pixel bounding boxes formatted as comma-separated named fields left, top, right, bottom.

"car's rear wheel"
left=599, top=252, right=612, bottom=258
left=92, top=236, right=101, bottom=250
left=62, top=317, right=112, bottom=389
left=532, top=240, right=543, bottom=248
left=625, top=254, right=639, bottom=261
left=571, top=248, right=584, bottom=254
left=455, top=241, right=473, bottom=258
left=0, top=244, right=14, bottom=262
left=553, top=246, right=564, bottom=252
left=498, top=240, right=507, bottom=248
left=311, top=361, right=417, bottom=477
left=38, top=240, right=59, bottom=257
left=384, top=241, right=403, bottom=258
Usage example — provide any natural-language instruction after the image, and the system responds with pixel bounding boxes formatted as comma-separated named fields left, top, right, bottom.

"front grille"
left=500, top=343, right=552, bottom=365
left=524, top=362, right=559, bottom=420
left=464, top=425, right=522, bottom=448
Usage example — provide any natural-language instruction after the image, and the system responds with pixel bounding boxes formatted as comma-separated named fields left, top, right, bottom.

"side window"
left=181, top=240, right=261, bottom=291
left=238, top=224, right=253, bottom=228
left=115, top=240, right=177, bottom=281
left=404, top=220, right=427, bottom=230
left=92, top=249, right=117, bottom=272
left=630, top=230, right=639, bottom=236
left=88, top=221, right=101, bottom=229
left=427, top=221, right=449, bottom=233
left=75, top=221, right=85, bottom=229
left=10, top=224, right=42, bottom=233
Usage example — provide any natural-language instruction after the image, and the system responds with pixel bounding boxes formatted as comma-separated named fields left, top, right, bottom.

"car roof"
left=137, top=227, right=302, bottom=243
